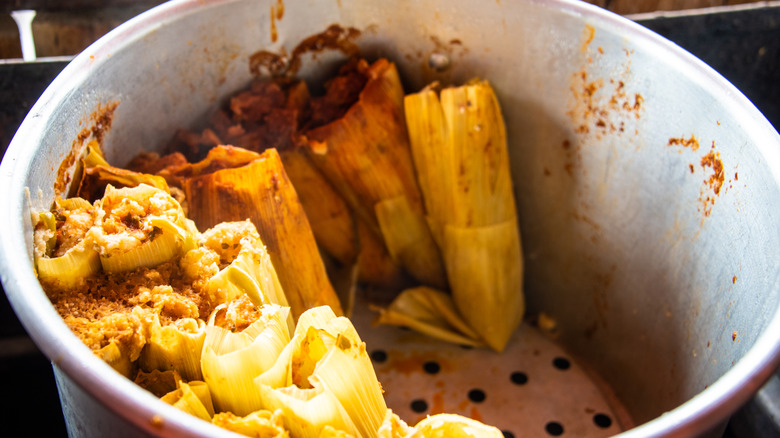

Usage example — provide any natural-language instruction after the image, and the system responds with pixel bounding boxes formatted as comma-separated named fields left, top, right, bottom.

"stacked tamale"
left=33, top=55, right=524, bottom=436
left=156, top=57, right=525, bottom=352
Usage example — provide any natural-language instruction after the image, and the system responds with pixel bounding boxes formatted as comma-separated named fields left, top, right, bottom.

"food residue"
left=667, top=134, right=699, bottom=151
left=250, top=24, right=361, bottom=77
left=55, top=101, right=119, bottom=197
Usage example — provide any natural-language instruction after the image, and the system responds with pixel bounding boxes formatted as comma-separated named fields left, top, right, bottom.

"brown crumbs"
left=668, top=134, right=699, bottom=151
left=701, top=149, right=725, bottom=210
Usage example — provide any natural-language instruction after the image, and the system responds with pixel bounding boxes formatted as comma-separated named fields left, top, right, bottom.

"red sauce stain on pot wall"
left=54, top=101, right=119, bottom=198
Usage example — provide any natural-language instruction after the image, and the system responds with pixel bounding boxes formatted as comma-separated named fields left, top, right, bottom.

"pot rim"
left=1, top=0, right=779, bottom=436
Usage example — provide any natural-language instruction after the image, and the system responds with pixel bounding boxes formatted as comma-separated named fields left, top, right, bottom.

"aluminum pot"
left=2, top=0, right=780, bottom=436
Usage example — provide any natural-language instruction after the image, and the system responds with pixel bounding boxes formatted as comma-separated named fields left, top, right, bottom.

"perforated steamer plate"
left=349, top=292, right=632, bottom=437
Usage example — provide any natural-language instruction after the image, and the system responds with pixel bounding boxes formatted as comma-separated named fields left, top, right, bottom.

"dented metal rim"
left=0, top=0, right=779, bottom=437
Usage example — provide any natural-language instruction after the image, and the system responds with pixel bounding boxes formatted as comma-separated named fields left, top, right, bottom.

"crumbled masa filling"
left=53, top=202, right=97, bottom=257
left=201, top=220, right=261, bottom=266
left=213, top=294, right=262, bottom=333
left=42, top=219, right=263, bottom=364
left=91, top=189, right=182, bottom=254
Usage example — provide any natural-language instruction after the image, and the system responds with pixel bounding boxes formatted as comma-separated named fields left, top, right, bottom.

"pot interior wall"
left=16, top=0, right=780, bottom=429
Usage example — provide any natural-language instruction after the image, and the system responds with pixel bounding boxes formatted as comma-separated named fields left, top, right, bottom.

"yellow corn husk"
left=319, top=425, right=355, bottom=438
left=278, top=147, right=358, bottom=268
left=98, top=340, right=135, bottom=378
left=138, top=316, right=206, bottom=382
left=376, top=410, right=417, bottom=438
left=354, top=219, right=410, bottom=292
left=33, top=196, right=101, bottom=289
left=211, top=409, right=288, bottom=438
left=258, top=384, right=358, bottom=438
left=99, top=217, right=192, bottom=273
left=375, top=196, right=446, bottom=289
left=305, top=58, right=446, bottom=289
left=76, top=140, right=170, bottom=202
left=256, top=306, right=386, bottom=438
left=35, top=236, right=101, bottom=290
left=134, top=369, right=181, bottom=398
left=162, top=380, right=216, bottom=422
left=83, top=140, right=110, bottom=167
left=201, top=303, right=291, bottom=416
left=279, top=137, right=406, bottom=293
left=94, top=184, right=198, bottom=273
left=203, top=221, right=290, bottom=319
left=172, top=146, right=343, bottom=321
left=404, top=80, right=524, bottom=352
left=371, top=287, right=482, bottom=348
left=414, top=414, right=503, bottom=438
left=442, top=222, right=523, bottom=351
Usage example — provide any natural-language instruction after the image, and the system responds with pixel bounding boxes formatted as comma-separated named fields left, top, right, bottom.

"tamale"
left=376, top=410, right=417, bottom=438
left=403, top=80, right=524, bottom=352
left=201, top=301, right=291, bottom=416
left=256, top=306, right=387, bottom=438
left=304, top=58, right=447, bottom=289
left=278, top=147, right=357, bottom=268
left=211, top=409, right=288, bottom=438
left=166, top=146, right=343, bottom=320
left=201, top=221, right=291, bottom=324
left=370, top=287, right=483, bottom=348
left=414, top=414, right=504, bottom=437
left=138, top=316, right=206, bottom=381
left=76, top=140, right=170, bottom=202
left=33, top=197, right=101, bottom=290
left=161, top=380, right=216, bottom=422
left=91, top=184, right=199, bottom=273
left=134, top=369, right=181, bottom=398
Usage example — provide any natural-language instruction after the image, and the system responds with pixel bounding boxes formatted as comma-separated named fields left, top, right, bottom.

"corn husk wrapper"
left=169, top=146, right=342, bottom=321
left=278, top=148, right=357, bottom=268
left=94, top=184, right=199, bottom=273
left=256, top=306, right=386, bottom=438
left=201, top=303, right=291, bottom=416
left=377, top=410, right=418, bottom=438
left=353, top=219, right=410, bottom=292
left=35, top=233, right=101, bottom=291
left=138, top=316, right=206, bottom=381
left=98, top=340, right=135, bottom=378
left=279, top=147, right=407, bottom=294
left=319, top=426, right=354, bottom=438
left=211, top=409, right=289, bottom=438
left=162, top=380, right=216, bottom=422
left=403, top=80, right=524, bottom=352
left=134, top=369, right=181, bottom=398
left=305, top=59, right=446, bottom=289
left=203, top=222, right=291, bottom=329
left=414, top=414, right=503, bottom=438
left=371, top=287, right=482, bottom=348
left=33, top=197, right=101, bottom=290
left=76, top=140, right=170, bottom=202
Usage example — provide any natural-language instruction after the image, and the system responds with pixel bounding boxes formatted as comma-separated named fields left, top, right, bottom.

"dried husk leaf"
left=211, top=409, right=289, bottom=438
left=161, top=380, right=215, bottom=422
left=201, top=304, right=291, bottom=416
left=371, top=287, right=482, bottom=348
left=414, top=413, right=503, bottom=438
left=172, top=146, right=343, bottom=321
left=138, top=316, right=206, bottom=381
left=255, top=306, right=385, bottom=438
left=305, top=59, right=446, bottom=289
left=404, top=80, right=524, bottom=352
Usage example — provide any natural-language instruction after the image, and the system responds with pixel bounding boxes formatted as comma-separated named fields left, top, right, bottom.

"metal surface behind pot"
left=2, top=0, right=780, bottom=436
